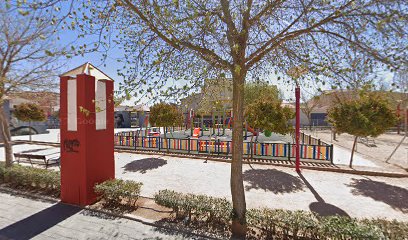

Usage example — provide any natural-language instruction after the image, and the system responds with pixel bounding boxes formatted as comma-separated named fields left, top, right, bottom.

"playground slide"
left=192, top=128, right=200, bottom=138
left=246, top=125, right=258, bottom=136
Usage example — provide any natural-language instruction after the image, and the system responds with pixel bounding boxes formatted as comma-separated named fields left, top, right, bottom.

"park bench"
left=358, top=137, right=376, bottom=147
left=14, top=153, right=60, bottom=169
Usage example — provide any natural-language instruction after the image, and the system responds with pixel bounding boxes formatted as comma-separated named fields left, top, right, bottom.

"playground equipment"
left=192, top=127, right=200, bottom=138
left=60, top=63, right=115, bottom=206
left=246, top=125, right=258, bottom=136
left=114, top=131, right=334, bottom=162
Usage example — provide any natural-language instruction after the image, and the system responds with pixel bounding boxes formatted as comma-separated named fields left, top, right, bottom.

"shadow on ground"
left=123, top=158, right=167, bottom=174
left=19, top=148, right=50, bottom=154
left=80, top=209, right=118, bottom=220
left=243, top=169, right=304, bottom=193
left=309, top=202, right=349, bottom=217
left=348, top=178, right=408, bottom=213
left=0, top=203, right=80, bottom=240
left=298, top=172, right=349, bottom=217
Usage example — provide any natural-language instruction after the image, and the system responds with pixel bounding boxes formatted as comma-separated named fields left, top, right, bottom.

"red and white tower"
left=59, top=62, right=115, bottom=206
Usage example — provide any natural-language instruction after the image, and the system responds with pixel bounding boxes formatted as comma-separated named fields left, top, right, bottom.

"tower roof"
left=60, top=62, right=113, bottom=81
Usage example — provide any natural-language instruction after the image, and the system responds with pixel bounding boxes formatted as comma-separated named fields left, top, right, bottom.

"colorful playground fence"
left=300, top=132, right=330, bottom=146
left=114, top=134, right=333, bottom=162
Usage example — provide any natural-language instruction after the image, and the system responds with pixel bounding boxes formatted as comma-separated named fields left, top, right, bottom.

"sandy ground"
left=115, top=152, right=408, bottom=221
left=2, top=143, right=407, bottom=221
left=304, top=129, right=408, bottom=170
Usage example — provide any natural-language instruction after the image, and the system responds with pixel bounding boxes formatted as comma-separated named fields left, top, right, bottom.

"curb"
left=0, top=185, right=59, bottom=203
left=15, top=140, right=408, bottom=178
left=83, top=207, right=221, bottom=240
left=0, top=186, right=220, bottom=240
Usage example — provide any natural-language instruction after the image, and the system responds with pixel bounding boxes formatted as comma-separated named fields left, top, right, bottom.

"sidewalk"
left=0, top=190, right=206, bottom=240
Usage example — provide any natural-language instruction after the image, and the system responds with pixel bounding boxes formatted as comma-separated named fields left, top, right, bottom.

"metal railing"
left=114, top=134, right=333, bottom=162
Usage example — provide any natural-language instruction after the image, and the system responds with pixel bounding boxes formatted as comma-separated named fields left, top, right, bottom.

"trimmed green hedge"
left=0, top=162, right=5, bottom=182
left=361, top=218, right=408, bottom=240
left=247, top=208, right=319, bottom=239
left=94, top=179, right=143, bottom=207
left=0, top=163, right=60, bottom=193
left=154, top=189, right=232, bottom=226
left=154, top=190, right=408, bottom=239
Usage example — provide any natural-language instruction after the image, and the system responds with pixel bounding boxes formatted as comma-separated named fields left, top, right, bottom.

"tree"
left=27, top=0, right=407, bottom=236
left=244, top=81, right=284, bottom=158
left=328, top=91, right=397, bottom=167
left=149, top=102, right=183, bottom=152
left=245, top=97, right=294, bottom=160
left=0, top=3, right=62, bottom=167
left=13, top=103, right=46, bottom=141
left=244, top=81, right=280, bottom=106
left=301, top=94, right=320, bottom=129
left=245, top=99, right=294, bottom=136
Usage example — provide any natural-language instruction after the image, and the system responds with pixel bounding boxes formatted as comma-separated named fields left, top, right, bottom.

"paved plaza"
left=2, top=142, right=408, bottom=221
left=0, top=190, right=204, bottom=240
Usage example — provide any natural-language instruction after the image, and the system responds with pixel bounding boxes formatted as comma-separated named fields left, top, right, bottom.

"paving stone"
left=0, top=192, right=204, bottom=240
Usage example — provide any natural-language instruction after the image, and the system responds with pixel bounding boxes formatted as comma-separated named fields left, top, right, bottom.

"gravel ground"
left=304, top=129, right=408, bottom=170
left=114, top=152, right=408, bottom=221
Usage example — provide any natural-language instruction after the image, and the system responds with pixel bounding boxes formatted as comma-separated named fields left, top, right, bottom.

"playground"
left=3, top=142, right=408, bottom=221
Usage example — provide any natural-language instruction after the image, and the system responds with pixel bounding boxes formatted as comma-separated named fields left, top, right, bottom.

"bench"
left=358, top=137, right=376, bottom=147
left=14, top=153, right=60, bottom=169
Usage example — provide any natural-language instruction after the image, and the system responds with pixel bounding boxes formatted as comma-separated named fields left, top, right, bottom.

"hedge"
left=154, top=189, right=232, bottom=226
left=154, top=190, right=408, bottom=239
left=0, top=162, right=5, bottom=182
left=94, top=179, right=143, bottom=207
left=0, top=163, right=60, bottom=193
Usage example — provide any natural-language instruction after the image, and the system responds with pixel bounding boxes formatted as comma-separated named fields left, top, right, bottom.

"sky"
left=57, top=34, right=395, bottom=105
left=54, top=5, right=396, bottom=106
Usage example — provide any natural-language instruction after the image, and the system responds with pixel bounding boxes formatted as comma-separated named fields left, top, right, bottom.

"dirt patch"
left=90, top=196, right=172, bottom=221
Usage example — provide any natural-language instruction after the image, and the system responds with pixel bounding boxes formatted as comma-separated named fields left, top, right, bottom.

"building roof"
left=308, top=89, right=408, bottom=111
left=115, top=104, right=149, bottom=112
left=60, top=62, right=113, bottom=81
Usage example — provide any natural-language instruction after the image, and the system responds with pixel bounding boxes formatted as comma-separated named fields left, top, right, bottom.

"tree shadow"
left=298, top=172, right=349, bottom=217
left=123, top=158, right=167, bottom=174
left=243, top=169, right=305, bottom=194
left=80, top=209, right=118, bottom=220
left=348, top=178, right=408, bottom=213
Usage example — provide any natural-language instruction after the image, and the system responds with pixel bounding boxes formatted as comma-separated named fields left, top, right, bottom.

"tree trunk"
left=231, top=72, right=247, bottom=238
left=250, top=134, right=254, bottom=161
left=350, top=136, right=358, bottom=168
left=164, top=130, right=169, bottom=153
left=29, top=121, right=32, bottom=141
left=0, top=104, right=13, bottom=167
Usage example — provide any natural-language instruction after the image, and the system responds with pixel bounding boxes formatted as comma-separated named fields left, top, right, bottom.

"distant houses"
left=1, top=90, right=151, bottom=132
left=294, top=89, right=408, bottom=127
left=180, top=81, right=407, bottom=128
left=114, top=104, right=150, bottom=128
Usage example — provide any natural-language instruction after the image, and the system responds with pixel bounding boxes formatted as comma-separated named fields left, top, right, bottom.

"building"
left=114, top=104, right=150, bottom=128
left=299, top=89, right=408, bottom=127
left=6, top=91, right=60, bottom=117
left=180, top=78, right=233, bottom=114
left=0, top=91, right=59, bottom=137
